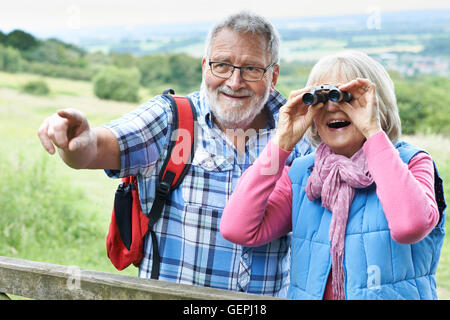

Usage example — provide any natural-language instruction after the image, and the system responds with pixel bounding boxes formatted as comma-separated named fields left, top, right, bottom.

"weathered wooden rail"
left=0, top=256, right=282, bottom=300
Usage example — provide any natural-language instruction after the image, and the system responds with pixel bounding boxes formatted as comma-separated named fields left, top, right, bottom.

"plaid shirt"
left=104, top=89, right=313, bottom=297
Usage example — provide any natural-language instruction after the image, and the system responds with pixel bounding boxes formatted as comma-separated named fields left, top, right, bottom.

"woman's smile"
left=326, top=118, right=352, bottom=130
left=314, top=100, right=365, bottom=158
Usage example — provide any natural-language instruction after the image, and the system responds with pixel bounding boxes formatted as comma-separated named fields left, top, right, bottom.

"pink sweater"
left=220, top=131, right=439, bottom=299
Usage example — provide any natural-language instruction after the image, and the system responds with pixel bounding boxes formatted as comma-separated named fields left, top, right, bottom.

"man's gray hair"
left=204, top=11, right=280, bottom=64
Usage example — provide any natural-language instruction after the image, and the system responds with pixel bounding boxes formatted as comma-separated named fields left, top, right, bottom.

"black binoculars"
left=302, top=84, right=353, bottom=106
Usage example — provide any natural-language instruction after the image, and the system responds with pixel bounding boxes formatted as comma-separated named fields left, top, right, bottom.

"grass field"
left=0, top=71, right=449, bottom=299
left=0, top=71, right=140, bottom=279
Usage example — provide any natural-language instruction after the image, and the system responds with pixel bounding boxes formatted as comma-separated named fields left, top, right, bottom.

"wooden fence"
left=0, top=256, right=282, bottom=300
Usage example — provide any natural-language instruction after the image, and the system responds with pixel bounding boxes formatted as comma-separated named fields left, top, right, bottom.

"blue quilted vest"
left=288, top=141, right=446, bottom=300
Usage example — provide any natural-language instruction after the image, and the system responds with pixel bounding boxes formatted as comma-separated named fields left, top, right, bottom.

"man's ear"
left=270, top=64, right=280, bottom=92
left=201, top=57, right=207, bottom=74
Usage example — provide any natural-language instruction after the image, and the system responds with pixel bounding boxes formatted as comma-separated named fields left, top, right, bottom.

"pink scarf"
left=305, top=143, right=373, bottom=300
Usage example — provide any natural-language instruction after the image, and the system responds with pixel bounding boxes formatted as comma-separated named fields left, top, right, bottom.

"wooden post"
left=0, top=256, right=284, bottom=300
left=0, top=292, right=11, bottom=300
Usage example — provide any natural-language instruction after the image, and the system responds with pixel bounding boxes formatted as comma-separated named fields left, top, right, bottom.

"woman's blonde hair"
left=305, top=50, right=402, bottom=146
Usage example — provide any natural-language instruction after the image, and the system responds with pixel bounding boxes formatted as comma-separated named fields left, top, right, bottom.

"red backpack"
left=106, top=90, right=196, bottom=279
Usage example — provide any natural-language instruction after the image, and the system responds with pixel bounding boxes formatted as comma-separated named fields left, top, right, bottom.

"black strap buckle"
left=156, top=181, right=171, bottom=199
left=162, top=88, right=175, bottom=95
left=148, top=180, right=172, bottom=228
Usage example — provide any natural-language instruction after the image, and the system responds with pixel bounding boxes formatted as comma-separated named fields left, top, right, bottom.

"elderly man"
left=37, top=11, right=312, bottom=297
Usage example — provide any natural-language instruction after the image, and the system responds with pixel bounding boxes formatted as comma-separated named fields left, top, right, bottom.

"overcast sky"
left=1, top=0, right=449, bottom=36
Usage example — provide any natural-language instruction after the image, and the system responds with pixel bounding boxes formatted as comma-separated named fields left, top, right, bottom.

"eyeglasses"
left=208, top=61, right=276, bottom=82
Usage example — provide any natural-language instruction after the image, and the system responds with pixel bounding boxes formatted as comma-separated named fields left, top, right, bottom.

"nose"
left=225, top=68, right=246, bottom=91
left=324, top=100, right=341, bottom=112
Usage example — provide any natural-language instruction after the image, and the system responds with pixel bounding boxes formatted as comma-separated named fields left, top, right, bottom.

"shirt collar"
left=195, top=88, right=286, bottom=130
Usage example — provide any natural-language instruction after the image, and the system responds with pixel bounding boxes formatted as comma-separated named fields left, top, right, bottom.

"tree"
left=0, top=44, right=22, bottom=73
left=22, top=38, right=86, bottom=67
left=93, top=66, right=141, bottom=102
left=109, top=52, right=136, bottom=68
left=136, top=53, right=202, bottom=93
left=137, top=54, right=171, bottom=87
left=0, top=31, right=6, bottom=45
left=6, top=29, right=38, bottom=51
left=395, top=75, right=450, bottom=135
left=168, top=53, right=202, bottom=92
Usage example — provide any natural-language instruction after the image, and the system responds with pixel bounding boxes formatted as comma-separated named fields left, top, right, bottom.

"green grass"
left=0, top=71, right=449, bottom=299
left=0, top=71, right=139, bottom=280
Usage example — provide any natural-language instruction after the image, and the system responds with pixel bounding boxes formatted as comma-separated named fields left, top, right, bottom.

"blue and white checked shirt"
left=104, top=89, right=313, bottom=297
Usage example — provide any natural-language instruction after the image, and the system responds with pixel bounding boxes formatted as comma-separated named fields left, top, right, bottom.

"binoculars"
left=302, top=84, right=353, bottom=106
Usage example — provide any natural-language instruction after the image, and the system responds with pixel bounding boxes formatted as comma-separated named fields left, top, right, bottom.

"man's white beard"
left=201, top=79, right=271, bottom=130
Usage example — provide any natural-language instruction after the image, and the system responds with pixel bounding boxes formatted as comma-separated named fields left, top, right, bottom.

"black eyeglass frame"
left=208, top=61, right=276, bottom=82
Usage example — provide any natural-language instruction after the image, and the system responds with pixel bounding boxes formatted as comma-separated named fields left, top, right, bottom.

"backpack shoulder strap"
left=147, top=90, right=196, bottom=279
left=158, top=93, right=197, bottom=189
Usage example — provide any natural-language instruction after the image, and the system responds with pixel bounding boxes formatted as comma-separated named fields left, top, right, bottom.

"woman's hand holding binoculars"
left=274, top=86, right=324, bottom=151
left=338, top=78, right=382, bottom=139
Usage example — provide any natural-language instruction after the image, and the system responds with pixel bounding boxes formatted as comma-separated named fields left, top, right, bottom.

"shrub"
left=93, top=66, right=141, bottom=102
left=0, top=44, right=22, bottom=73
left=21, top=79, right=50, bottom=96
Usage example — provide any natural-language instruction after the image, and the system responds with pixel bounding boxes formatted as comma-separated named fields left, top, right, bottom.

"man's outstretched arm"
left=37, top=108, right=120, bottom=170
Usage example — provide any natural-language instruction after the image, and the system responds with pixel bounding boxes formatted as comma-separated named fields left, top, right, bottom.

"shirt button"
left=204, top=160, right=214, bottom=169
left=243, top=253, right=249, bottom=259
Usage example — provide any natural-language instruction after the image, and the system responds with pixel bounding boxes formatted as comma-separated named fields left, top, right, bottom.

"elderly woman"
left=220, top=50, right=446, bottom=300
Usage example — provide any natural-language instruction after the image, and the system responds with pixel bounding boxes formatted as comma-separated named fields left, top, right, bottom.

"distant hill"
left=1, top=9, right=448, bottom=76
left=58, top=9, right=448, bottom=61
